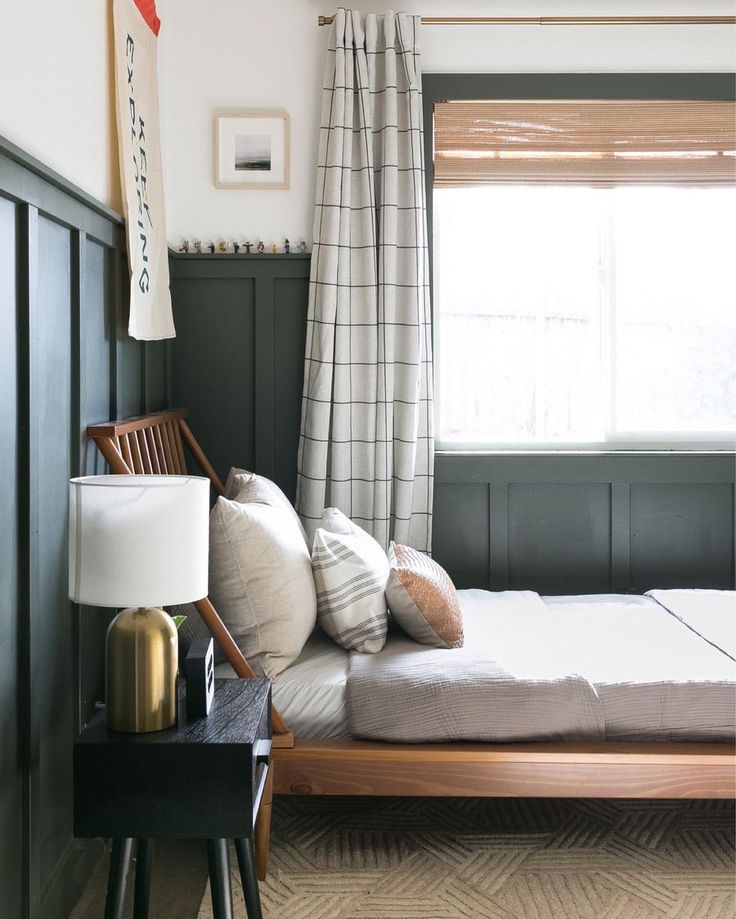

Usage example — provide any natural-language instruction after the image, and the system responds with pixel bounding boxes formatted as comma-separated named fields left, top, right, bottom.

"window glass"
left=435, top=184, right=736, bottom=447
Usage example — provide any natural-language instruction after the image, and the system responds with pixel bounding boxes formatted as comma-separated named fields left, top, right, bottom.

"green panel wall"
left=0, top=193, right=22, bottom=919
left=170, top=253, right=311, bottom=496
left=0, top=136, right=170, bottom=919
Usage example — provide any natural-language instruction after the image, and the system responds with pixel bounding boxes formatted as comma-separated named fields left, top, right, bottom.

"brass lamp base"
left=106, top=607, right=178, bottom=733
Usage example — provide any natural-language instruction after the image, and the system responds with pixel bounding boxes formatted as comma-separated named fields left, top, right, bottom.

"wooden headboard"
left=87, top=408, right=225, bottom=495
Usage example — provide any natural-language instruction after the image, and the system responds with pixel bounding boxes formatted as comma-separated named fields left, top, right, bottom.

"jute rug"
left=198, top=797, right=735, bottom=918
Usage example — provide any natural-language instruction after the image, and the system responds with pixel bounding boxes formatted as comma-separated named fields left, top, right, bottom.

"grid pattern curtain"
left=434, top=100, right=736, bottom=186
left=296, top=8, right=434, bottom=552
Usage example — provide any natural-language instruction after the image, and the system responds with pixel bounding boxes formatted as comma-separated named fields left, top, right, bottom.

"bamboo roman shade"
left=434, top=100, right=736, bottom=186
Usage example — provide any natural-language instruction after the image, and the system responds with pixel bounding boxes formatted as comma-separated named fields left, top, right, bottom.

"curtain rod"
left=318, top=15, right=736, bottom=27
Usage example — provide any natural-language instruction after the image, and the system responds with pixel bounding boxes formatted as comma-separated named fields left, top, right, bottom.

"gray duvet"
left=347, top=590, right=736, bottom=743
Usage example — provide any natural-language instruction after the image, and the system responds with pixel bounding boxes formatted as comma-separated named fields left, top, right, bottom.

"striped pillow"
left=311, top=509, right=389, bottom=653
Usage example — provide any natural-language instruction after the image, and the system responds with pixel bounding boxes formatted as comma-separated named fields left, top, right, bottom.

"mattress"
left=348, top=590, right=736, bottom=743
left=215, top=629, right=350, bottom=739
left=216, top=589, right=736, bottom=742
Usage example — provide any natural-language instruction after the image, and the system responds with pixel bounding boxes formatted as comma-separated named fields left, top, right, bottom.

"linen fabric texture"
left=386, top=543, right=464, bottom=648
left=312, top=508, right=390, bottom=653
left=224, top=466, right=309, bottom=547
left=207, top=487, right=317, bottom=678
left=296, top=8, right=434, bottom=553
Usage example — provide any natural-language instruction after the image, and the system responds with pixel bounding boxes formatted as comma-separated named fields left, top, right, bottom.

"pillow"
left=224, top=466, right=308, bottom=547
left=311, top=508, right=389, bottom=653
left=208, top=490, right=317, bottom=678
left=385, top=543, right=463, bottom=649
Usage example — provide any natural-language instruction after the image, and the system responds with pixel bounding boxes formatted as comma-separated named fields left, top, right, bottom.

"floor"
left=69, top=839, right=208, bottom=918
left=71, top=797, right=736, bottom=919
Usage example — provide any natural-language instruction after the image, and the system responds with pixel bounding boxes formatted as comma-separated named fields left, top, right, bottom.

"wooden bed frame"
left=88, top=408, right=736, bottom=877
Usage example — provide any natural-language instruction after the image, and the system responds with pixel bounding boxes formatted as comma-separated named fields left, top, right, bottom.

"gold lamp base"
left=106, top=607, right=178, bottom=733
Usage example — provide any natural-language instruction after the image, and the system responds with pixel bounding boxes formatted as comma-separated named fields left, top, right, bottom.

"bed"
left=88, top=408, right=736, bottom=879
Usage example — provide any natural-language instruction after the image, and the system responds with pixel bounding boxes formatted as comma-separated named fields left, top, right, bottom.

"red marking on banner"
left=134, top=0, right=161, bottom=36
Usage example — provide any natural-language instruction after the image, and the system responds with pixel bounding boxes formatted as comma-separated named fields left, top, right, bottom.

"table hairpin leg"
left=207, top=838, right=234, bottom=919
left=235, top=838, right=263, bottom=919
left=104, top=838, right=134, bottom=919
left=133, top=838, right=153, bottom=918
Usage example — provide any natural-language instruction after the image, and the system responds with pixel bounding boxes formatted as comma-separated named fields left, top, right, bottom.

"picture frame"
left=214, top=109, right=290, bottom=190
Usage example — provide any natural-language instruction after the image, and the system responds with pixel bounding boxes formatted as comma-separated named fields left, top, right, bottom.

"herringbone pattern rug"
left=198, top=797, right=735, bottom=918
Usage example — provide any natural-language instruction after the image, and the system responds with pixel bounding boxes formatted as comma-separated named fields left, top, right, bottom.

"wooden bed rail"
left=87, top=409, right=293, bottom=746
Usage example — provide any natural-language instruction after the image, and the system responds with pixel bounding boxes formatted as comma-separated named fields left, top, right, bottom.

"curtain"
left=296, top=8, right=434, bottom=552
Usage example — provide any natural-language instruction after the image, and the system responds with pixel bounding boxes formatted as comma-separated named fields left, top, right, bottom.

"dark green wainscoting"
left=0, top=136, right=170, bottom=919
left=170, top=252, right=311, bottom=503
left=169, top=255, right=735, bottom=594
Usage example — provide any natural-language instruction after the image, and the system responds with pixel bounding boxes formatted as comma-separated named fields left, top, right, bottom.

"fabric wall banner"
left=113, top=0, right=175, bottom=340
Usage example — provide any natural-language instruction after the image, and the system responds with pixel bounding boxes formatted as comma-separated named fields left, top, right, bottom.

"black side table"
left=74, top=678, right=271, bottom=919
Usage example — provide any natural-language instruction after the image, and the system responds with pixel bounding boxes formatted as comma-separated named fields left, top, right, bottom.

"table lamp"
left=69, top=475, right=209, bottom=733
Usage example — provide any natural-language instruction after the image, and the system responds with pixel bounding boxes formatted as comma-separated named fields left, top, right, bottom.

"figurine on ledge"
left=284, top=238, right=290, bottom=254
left=208, top=242, right=216, bottom=254
left=218, top=240, right=228, bottom=253
left=193, top=240, right=202, bottom=254
left=244, top=241, right=253, bottom=254
left=179, top=240, right=190, bottom=253
left=297, top=239, right=307, bottom=254
left=233, top=242, right=240, bottom=254
left=257, top=241, right=265, bottom=254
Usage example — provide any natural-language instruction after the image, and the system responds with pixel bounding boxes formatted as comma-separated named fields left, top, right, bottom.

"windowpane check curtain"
left=296, top=8, right=434, bottom=552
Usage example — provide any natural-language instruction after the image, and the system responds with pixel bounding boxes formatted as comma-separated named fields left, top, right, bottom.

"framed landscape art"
left=214, top=109, right=290, bottom=189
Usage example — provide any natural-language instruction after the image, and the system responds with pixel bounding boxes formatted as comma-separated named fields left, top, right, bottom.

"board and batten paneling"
left=170, top=253, right=311, bottom=503
left=169, top=257, right=735, bottom=594
left=433, top=454, right=735, bottom=594
left=0, top=135, right=171, bottom=919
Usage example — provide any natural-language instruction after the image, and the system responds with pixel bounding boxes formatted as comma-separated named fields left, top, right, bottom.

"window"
left=433, top=99, right=736, bottom=449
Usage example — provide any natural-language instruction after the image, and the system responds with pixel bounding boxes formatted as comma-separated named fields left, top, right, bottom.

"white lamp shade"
left=69, top=475, right=209, bottom=608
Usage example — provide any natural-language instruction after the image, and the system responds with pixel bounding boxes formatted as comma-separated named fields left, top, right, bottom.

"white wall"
left=0, top=1, right=122, bottom=212
left=156, top=0, right=735, bottom=247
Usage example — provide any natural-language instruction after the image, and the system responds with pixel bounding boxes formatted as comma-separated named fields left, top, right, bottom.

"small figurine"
left=208, top=242, right=216, bottom=254
left=233, top=242, right=240, bottom=254
left=257, top=241, right=265, bottom=254
left=296, top=239, right=307, bottom=254
left=193, top=240, right=202, bottom=254
left=284, top=238, right=290, bottom=254
left=179, top=239, right=190, bottom=253
left=271, top=243, right=278, bottom=253
left=218, top=240, right=228, bottom=253
left=244, top=241, right=253, bottom=254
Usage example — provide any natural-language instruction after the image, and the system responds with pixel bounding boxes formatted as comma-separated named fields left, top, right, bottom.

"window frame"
left=422, top=73, right=736, bottom=453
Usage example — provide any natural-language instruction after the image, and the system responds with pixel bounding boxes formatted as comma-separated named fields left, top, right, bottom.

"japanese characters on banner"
left=113, top=0, right=175, bottom=340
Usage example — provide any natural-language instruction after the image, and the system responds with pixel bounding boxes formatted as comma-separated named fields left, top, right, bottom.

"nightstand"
left=74, top=678, right=271, bottom=919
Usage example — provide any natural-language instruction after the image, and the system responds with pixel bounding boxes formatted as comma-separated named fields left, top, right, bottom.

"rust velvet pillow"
left=385, top=543, right=463, bottom=649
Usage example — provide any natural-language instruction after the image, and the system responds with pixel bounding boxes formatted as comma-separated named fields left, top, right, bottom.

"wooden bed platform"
left=88, top=409, right=736, bottom=876
left=272, top=739, right=735, bottom=799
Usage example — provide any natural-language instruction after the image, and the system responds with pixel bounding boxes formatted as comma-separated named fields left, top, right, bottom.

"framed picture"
left=214, top=109, right=290, bottom=189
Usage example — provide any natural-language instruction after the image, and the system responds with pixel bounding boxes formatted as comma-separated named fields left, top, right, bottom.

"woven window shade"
left=434, top=100, right=736, bottom=186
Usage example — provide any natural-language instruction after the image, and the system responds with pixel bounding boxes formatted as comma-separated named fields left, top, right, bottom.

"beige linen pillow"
left=386, top=543, right=463, bottom=649
left=312, top=508, right=389, bottom=653
left=224, top=466, right=308, bottom=547
left=208, top=490, right=316, bottom=678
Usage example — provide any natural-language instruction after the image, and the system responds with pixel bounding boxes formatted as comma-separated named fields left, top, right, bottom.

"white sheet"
left=647, top=589, right=736, bottom=660
left=215, top=629, right=350, bottom=738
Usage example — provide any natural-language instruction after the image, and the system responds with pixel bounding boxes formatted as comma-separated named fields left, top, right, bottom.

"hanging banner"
left=113, top=0, right=175, bottom=340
